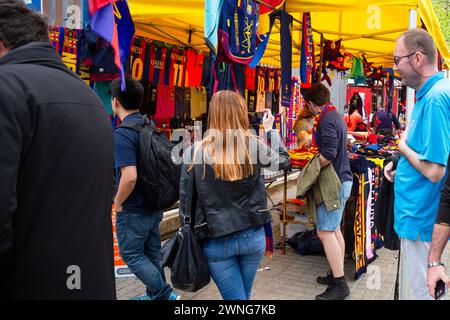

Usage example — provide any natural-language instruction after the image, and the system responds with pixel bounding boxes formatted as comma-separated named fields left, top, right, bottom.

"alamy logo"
left=66, top=265, right=81, bottom=290
left=366, top=265, right=381, bottom=290
left=367, top=5, right=381, bottom=30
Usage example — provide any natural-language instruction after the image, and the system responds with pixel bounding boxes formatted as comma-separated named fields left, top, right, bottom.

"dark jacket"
left=179, top=130, right=290, bottom=239
left=0, top=43, right=115, bottom=299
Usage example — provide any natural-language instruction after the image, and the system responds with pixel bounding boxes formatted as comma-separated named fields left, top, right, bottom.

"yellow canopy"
left=128, top=0, right=449, bottom=68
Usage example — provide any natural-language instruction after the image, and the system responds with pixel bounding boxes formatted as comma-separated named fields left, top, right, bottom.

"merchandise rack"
left=279, top=166, right=314, bottom=254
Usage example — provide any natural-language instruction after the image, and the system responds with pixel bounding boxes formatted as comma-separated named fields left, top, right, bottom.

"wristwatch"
left=427, top=261, right=445, bottom=268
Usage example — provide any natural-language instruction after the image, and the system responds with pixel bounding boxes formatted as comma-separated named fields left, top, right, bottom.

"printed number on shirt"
left=258, top=76, right=265, bottom=92
left=131, top=57, right=144, bottom=81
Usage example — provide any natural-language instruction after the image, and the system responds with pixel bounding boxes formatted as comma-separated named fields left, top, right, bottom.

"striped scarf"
left=312, top=102, right=336, bottom=147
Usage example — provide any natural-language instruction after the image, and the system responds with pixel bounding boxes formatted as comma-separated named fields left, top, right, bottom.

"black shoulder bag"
left=160, top=167, right=210, bottom=292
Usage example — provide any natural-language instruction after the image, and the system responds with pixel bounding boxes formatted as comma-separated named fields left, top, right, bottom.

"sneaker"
left=168, top=292, right=181, bottom=300
left=315, top=278, right=350, bottom=300
left=316, top=270, right=334, bottom=286
left=130, top=294, right=152, bottom=301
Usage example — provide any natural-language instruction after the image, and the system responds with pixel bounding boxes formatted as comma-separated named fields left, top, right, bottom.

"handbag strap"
left=183, top=149, right=198, bottom=226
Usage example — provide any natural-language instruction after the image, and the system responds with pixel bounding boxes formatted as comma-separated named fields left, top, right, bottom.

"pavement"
left=116, top=179, right=450, bottom=300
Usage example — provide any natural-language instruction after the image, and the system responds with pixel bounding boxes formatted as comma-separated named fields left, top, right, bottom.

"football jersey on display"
left=267, top=68, right=276, bottom=92
left=129, top=37, right=148, bottom=82
left=185, top=49, right=205, bottom=87
left=246, top=90, right=257, bottom=112
left=257, top=67, right=267, bottom=92
left=175, top=87, right=191, bottom=118
left=245, top=65, right=257, bottom=91
left=155, top=84, right=176, bottom=128
left=168, top=47, right=187, bottom=87
left=190, top=87, right=207, bottom=118
left=153, top=45, right=169, bottom=85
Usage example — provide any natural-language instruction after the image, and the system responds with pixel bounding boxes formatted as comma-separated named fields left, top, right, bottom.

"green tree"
left=431, top=0, right=450, bottom=48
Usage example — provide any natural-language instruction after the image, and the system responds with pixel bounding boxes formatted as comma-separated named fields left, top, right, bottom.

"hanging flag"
left=113, top=0, right=135, bottom=84
left=89, top=0, right=134, bottom=90
left=300, top=12, right=314, bottom=89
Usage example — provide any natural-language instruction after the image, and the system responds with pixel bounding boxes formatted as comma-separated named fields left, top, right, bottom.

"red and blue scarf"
left=312, top=102, right=336, bottom=147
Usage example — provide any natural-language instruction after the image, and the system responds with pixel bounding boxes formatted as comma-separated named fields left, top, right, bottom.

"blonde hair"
left=191, top=90, right=256, bottom=181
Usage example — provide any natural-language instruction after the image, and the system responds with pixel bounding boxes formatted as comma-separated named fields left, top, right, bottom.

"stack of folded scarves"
left=288, top=145, right=318, bottom=168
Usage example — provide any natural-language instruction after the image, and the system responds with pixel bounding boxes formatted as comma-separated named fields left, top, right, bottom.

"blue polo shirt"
left=114, top=112, right=150, bottom=214
left=394, top=72, right=450, bottom=242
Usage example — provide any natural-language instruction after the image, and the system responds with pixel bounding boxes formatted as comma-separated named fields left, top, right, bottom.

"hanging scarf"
left=311, top=102, right=336, bottom=147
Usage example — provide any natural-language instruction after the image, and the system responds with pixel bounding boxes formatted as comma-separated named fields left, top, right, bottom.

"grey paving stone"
left=115, top=182, right=450, bottom=301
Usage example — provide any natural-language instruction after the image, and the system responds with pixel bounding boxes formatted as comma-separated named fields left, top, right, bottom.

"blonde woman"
left=179, top=90, right=290, bottom=300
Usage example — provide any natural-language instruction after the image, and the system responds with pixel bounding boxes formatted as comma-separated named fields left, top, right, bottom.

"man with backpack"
left=112, top=77, right=180, bottom=300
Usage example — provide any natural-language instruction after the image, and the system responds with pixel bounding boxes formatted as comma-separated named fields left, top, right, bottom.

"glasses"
left=393, top=51, right=425, bottom=66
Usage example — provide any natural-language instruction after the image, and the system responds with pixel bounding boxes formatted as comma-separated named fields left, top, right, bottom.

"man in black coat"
left=0, top=0, right=116, bottom=299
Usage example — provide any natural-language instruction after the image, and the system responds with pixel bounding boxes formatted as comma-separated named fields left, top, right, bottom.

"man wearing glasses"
left=384, top=28, right=450, bottom=300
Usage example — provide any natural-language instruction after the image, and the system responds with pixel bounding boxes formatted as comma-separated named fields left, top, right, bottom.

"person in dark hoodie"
left=0, top=0, right=115, bottom=299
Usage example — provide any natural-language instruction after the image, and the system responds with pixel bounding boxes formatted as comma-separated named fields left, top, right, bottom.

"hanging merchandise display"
left=153, top=44, right=170, bottom=86
left=190, top=87, right=208, bottom=119
left=362, top=54, right=374, bottom=76
left=349, top=55, right=367, bottom=85
left=49, top=25, right=64, bottom=55
left=280, top=10, right=293, bottom=107
left=300, top=12, right=315, bottom=89
left=129, top=36, right=148, bottom=82
left=168, top=47, right=188, bottom=88
left=90, top=0, right=135, bottom=88
left=217, top=0, right=259, bottom=65
left=322, top=39, right=343, bottom=70
left=61, top=28, right=80, bottom=74
left=346, top=155, right=385, bottom=279
left=257, top=0, right=285, bottom=36
left=185, top=48, right=205, bottom=87
left=286, top=77, right=301, bottom=146
left=246, top=89, right=257, bottom=112
left=154, top=84, right=176, bottom=128
left=245, top=65, right=257, bottom=90
left=204, top=0, right=224, bottom=54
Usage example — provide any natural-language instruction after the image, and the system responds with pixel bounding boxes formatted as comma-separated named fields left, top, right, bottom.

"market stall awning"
left=128, top=0, right=449, bottom=68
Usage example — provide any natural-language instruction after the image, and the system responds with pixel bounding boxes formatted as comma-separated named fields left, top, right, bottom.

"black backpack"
left=287, top=229, right=324, bottom=256
left=118, top=116, right=182, bottom=211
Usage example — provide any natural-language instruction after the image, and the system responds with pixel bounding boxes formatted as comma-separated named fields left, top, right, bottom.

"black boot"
left=316, top=270, right=334, bottom=286
left=315, top=277, right=350, bottom=300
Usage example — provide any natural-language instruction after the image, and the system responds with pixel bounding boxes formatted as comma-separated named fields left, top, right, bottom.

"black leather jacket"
left=179, top=130, right=290, bottom=239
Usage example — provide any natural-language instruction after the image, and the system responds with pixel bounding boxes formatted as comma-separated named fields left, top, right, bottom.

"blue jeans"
left=116, top=211, right=173, bottom=300
left=203, top=226, right=265, bottom=300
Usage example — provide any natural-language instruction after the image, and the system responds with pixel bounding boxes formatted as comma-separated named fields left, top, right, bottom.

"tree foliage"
left=431, top=0, right=450, bottom=48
